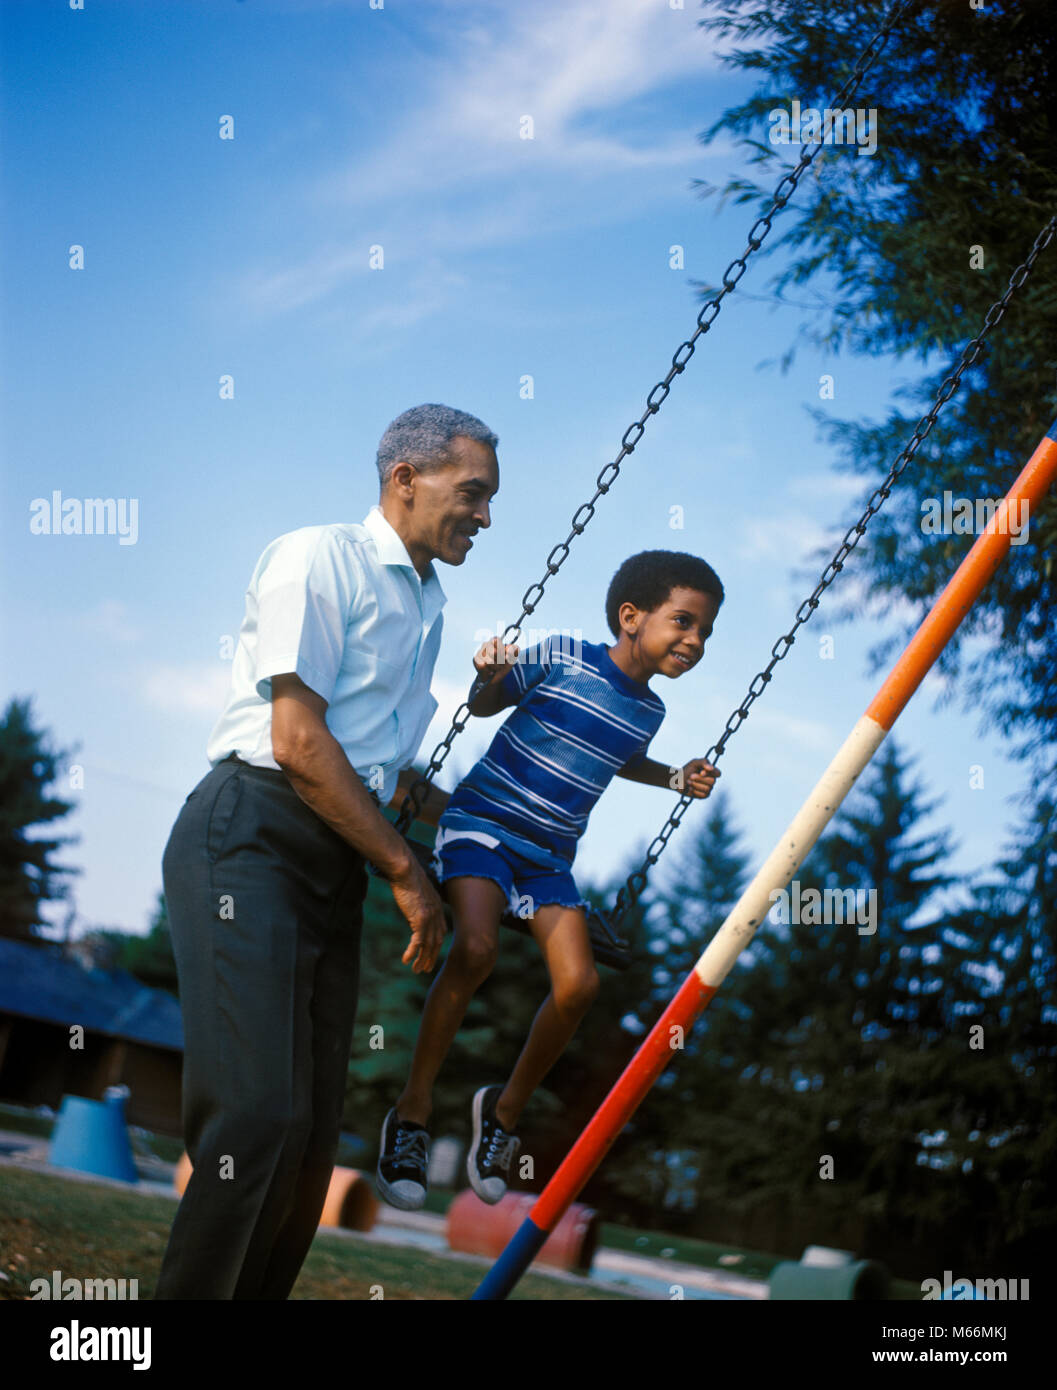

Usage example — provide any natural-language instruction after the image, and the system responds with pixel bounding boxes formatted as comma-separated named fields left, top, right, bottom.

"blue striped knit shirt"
left=440, top=634, right=666, bottom=866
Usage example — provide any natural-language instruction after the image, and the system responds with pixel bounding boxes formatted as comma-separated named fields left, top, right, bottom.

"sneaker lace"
left=485, top=1130, right=519, bottom=1170
left=393, top=1126, right=429, bottom=1170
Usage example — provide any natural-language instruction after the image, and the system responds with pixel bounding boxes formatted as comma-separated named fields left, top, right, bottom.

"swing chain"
left=392, top=0, right=917, bottom=839
left=611, top=208, right=1057, bottom=925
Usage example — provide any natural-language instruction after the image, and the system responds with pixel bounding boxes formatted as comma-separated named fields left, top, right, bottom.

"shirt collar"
left=363, top=505, right=446, bottom=609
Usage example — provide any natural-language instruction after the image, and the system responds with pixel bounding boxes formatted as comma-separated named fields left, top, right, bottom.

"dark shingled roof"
left=0, top=938, right=183, bottom=1051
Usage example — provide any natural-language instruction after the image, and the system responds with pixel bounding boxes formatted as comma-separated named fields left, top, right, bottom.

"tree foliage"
left=0, top=697, right=79, bottom=943
left=609, top=741, right=1056, bottom=1272
left=694, top=0, right=1057, bottom=774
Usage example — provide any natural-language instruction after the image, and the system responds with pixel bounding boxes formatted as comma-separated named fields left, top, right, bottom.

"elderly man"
left=153, top=403, right=499, bottom=1300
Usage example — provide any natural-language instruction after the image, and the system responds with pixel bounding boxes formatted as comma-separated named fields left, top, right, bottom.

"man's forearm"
left=275, top=728, right=415, bottom=876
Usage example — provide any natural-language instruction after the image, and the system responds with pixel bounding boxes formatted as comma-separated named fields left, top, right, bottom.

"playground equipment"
left=48, top=1085, right=138, bottom=1184
left=174, top=1153, right=377, bottom=1233
left=769, top=1247, right=890, bottom=1300
left=337, top=0, right=1053, bottom=1299
left=319, top=1166, right=378, bottom=1231
left=471, top=419, right=1057, bottom=1298
left=447, top=1191, right=598, bottom=1274
left=375, top=0, right=921, bottom=973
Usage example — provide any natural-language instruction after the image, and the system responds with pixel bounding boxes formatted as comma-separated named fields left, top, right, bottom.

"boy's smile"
left=607, top=586, right=721, bottom=685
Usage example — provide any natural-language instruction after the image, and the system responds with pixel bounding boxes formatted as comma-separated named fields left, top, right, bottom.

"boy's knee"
left=451, top=934, right=498, bottom=981
left=555, top=967, right=600, bottom=1015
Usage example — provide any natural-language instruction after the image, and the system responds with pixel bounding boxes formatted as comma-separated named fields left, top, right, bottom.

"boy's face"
left=619, top=586, right=721, bottom=678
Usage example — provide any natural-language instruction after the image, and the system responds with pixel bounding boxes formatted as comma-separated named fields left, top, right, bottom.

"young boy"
left=376, top=549, right=724, bottom=1209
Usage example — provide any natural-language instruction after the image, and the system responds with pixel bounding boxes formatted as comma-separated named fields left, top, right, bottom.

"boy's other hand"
left=474, top=637, right=519, bottom=681
left=681, top=758, right=720, bottom=799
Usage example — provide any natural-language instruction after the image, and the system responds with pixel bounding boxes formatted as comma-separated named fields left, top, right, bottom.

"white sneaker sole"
left=375, top=1110, right=428, bottom=1211
left=467, top=1087, right=508, bottom=1206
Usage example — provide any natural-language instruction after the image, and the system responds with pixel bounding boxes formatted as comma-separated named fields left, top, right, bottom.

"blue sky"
left=1, top=0, right=1032, bottom=943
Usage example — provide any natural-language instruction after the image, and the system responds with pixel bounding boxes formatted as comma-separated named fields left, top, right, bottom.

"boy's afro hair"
left=605, top=550, right=724, bottom=638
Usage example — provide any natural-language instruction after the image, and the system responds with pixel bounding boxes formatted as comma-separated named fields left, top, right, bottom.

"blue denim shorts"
left=432, top=824, right=588, bottom=917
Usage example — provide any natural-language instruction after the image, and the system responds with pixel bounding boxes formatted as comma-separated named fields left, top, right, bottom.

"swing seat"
left=499, top=905, right=633, bottom=973
left=369, top=837, right=633, bottom=971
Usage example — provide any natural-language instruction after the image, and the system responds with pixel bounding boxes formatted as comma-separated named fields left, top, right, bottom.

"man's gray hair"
left=376, top=404, right=498, bottom=487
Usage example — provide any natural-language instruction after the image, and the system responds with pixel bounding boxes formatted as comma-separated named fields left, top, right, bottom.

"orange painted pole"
left=472, top=420, right=1057, bottom=1300
left=866, top=428, right=1056, bottom=728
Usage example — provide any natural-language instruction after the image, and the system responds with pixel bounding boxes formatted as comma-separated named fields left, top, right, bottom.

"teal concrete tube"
left=769, top=1259, right=890, bottom=1300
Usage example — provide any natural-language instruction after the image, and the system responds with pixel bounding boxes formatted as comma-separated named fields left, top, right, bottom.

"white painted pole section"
left=695, top=714, right=888, bottom=988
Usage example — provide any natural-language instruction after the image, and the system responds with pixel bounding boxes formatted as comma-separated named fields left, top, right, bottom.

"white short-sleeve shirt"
left=205, top=505, right=446, bottom=806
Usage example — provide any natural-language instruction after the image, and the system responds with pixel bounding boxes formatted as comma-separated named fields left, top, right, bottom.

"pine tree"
left=118, top=892, right=179, bottom=993
left=530, top=846, right=658, bottom=1200
left=688, top=0, right=1056, bottom=1268
left=694, top=0, right=1057, bottom=780
left=83, top=891, right=179, bottom=992
left=935, top=795, right=1057, bottom=1269
left=647, top=787, right=751, bottom=1013
left=0, top=697, right=80, bottom=943
left=585, top=795, right=754, bottom=1223
left=668, top=742, right=969, bottom=1258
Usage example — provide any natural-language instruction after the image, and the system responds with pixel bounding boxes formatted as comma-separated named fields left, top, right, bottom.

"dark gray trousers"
left=153, top=754, right=368, bottom=1300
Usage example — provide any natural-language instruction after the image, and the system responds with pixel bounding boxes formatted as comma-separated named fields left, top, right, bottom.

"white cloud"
left=140, top=663, right=233, bottom=717
left=747, top=705, right=837, bottom=756
left=79, top=600, right=144, bottom=645
left=744, top=511, right=835, bottom=567
left=790, top=471, right=870, bottom=504
left=332, top=0, right=727, bottom=199
left=76, top=758, right=188, bottom=801
left=236, top=0, right=734, bottom=319
left=243, top=246, right=368, bottom=318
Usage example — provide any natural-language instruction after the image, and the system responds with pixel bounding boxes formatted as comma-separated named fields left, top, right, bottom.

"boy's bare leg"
left=496, top=904, right=600, bottom=1132
left=395, top=875, right=507, bottom=1127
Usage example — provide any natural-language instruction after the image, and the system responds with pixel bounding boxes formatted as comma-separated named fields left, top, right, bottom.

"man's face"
left=402, top=435, right=499, bottom=567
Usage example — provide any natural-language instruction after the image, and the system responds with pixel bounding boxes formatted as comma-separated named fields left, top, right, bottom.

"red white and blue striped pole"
left=471, top=420, right=1057, bottom=1300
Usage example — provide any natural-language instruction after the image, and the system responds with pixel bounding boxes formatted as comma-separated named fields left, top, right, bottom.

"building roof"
left=0, top=938, right=183, bottom=1051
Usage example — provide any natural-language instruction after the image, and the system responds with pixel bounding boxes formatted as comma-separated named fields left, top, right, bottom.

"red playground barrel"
left=447, top=1190, right=599, bottom=1273
left=174, top=1153, right=377, bottom=1232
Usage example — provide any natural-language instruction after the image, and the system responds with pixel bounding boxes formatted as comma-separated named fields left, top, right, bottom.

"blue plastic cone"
left=49, top=1088, right=139, bottom=1184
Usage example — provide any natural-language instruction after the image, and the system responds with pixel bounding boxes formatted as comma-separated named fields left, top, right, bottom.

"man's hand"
left=473, top=637, right=519, bottom=681
left=385, top=854, right=446, bottom=974
left=680, top=758, right=720, bottom=799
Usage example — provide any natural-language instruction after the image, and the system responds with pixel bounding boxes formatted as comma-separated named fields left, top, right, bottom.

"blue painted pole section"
left=471, top=1217, right=550, bottom=1301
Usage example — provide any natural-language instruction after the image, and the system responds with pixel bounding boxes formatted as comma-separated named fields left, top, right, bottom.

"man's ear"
left=387, top=461, right=416, bottom=495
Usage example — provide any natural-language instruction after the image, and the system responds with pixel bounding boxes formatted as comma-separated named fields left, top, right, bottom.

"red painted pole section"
left=533, top=971, right=716, bottom=1230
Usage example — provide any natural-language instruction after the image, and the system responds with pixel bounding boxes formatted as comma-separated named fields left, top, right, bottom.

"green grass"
left=0, top=1104, right=921, bottom=1298
left=595, top=1223, right=921, bottom=1299
left=0, top=1103, right=54, bottom=1141
left=0, top=1165, right=631, bottom=1300
left=598, top=1222, right=784, bottom=1281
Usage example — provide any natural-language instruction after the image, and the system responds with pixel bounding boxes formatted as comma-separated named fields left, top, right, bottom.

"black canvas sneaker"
left=467, top=1085, right=521, bottom=1204
left=376, top=1108, right=431, bottom=1210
